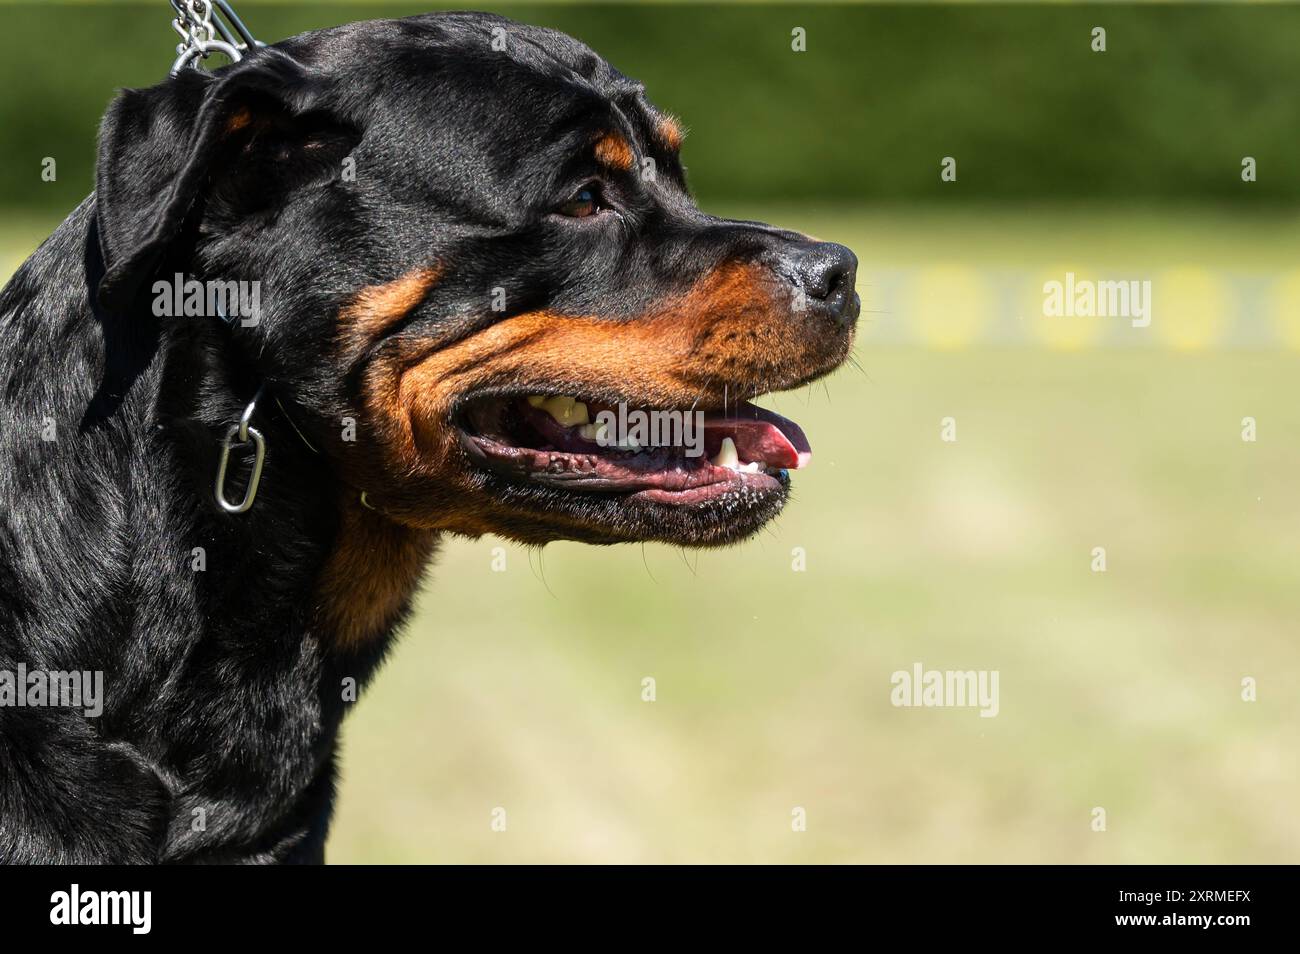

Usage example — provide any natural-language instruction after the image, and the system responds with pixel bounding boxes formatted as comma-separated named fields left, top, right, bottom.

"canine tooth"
left=711, top=437, right=739, bottom=469
left=526, top=395, right=547, bottom=408
left=739, top=461, right=763, bottom=474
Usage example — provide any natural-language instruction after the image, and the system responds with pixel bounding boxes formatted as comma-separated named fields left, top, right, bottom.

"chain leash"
left=169, top=0, right=262, bottom=76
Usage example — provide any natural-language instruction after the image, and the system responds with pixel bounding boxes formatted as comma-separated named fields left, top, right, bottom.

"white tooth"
left=623, top=435, right=641, bottom=451
left=711, top=436, right=739, bottom=470
left=526, top=395, right=547, bottom=408
left=739, top=461, right=763, bottom=474
left=578, top=422, right=609, bottom=444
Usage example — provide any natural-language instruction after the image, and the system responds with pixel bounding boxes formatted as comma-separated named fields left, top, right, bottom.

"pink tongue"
left=702, top=402, right=812, bottom=469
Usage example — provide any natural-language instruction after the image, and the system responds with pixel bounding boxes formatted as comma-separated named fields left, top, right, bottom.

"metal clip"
left=214, top=386, right=267, bottom=514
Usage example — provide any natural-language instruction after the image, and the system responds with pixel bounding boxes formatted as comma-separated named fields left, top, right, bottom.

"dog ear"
left=95, top=49, right=358, bottom=312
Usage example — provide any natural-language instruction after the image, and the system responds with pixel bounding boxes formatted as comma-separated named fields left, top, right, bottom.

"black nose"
left=789, top=242, right=859, bottom=326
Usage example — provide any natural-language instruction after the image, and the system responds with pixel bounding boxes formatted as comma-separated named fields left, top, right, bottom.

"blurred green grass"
left=3, top=205, right=1296, bottom=863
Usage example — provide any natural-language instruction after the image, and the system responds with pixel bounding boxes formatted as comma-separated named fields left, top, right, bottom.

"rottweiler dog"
left=0, top=11, right=857, bottom=863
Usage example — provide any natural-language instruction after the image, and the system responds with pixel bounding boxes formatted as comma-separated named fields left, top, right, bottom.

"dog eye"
left=556, top=185, right=601, bottom=218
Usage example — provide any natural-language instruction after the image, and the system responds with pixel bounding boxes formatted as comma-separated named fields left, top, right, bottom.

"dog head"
left=95, top=12, right=858, bottom=547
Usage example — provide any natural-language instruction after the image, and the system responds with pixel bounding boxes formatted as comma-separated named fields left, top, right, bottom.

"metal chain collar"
left=169, top=0, right=262, bottom=76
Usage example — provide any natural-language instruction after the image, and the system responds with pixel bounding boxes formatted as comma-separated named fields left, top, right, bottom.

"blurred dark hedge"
left=1, top=2, right=1297, bottom=211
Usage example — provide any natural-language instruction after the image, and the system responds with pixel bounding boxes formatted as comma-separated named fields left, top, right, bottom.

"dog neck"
left=312, top=491, right=439, bottom=652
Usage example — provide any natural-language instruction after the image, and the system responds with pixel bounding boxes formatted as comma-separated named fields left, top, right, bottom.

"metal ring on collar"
left=215, top=423, right=266, bottom=514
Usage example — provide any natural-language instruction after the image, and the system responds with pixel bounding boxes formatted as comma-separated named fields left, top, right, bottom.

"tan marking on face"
left=313, top=493, right=438, bottom=651
left=594, top=132, right=635, bottom=172
left=339, top=266, right=441, bottom=357
left=334, top=258, right=850, bottom=537
left=657, top=117, right=684, bottom=151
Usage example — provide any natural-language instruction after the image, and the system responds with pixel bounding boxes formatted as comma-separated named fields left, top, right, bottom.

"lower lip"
left=628, top=468, right=785, bottom=505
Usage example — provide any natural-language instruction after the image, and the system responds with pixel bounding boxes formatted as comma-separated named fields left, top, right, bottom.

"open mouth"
left=458, top=392, right=812, bottom=506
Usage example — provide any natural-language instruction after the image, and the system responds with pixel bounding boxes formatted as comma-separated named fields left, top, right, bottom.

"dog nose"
left=788, top=242, right=859, bottom=327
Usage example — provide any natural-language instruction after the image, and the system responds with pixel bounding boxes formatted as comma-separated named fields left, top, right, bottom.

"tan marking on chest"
left=314, top=495, right=438, bottom=651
